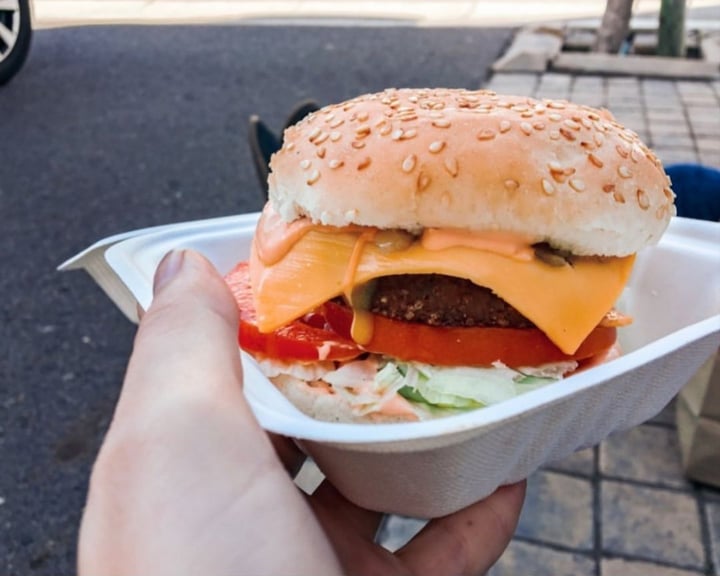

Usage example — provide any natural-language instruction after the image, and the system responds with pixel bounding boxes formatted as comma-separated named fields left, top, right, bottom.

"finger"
left=114, top=249, right=245, bottom=424
left=311, top=480, right=385, bottom=542
left=268, top=433, right=306, bottom=477
left=308, top=481, right=394, bottom=576
left=396, top=481, right=526, bottom=576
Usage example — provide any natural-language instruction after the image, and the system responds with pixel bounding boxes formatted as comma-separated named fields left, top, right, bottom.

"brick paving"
left=376, top=71, right=720, bottom=575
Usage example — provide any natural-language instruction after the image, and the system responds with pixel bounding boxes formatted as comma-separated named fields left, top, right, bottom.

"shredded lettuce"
left=390, top=360, right=576, bottom=410
left=261, top=354, right=577, bottom=418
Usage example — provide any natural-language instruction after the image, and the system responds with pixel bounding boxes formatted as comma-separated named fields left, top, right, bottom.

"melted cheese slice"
left=249, top=229, right=635, bottom=355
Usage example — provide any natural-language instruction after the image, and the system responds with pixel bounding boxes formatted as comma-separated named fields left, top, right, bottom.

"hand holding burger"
left=78, top=249, right=526, bottom=576
left=227, top=88, right=676, bottom=423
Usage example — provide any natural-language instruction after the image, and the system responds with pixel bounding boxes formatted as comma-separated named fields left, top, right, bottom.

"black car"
left=0, top=0, right=32, bottom=85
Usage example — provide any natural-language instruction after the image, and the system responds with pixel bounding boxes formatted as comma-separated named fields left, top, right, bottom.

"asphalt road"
left=0, top=23, right=512, bottom=575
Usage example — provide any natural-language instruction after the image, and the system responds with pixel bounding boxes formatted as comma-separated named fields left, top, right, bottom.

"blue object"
left=665, top=163, right=720, bottom=222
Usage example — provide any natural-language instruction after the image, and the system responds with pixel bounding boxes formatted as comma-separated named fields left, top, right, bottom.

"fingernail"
left=153, top=250, right=185, bottom=295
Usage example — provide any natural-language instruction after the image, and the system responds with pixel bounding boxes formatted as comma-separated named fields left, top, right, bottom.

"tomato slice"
left=322, top=301, right=615, bottom=367
left=224, top=262, right=362, bottom=362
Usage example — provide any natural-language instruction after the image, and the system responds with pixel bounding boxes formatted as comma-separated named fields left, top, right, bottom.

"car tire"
left=0, top=0, right=32, bottom=86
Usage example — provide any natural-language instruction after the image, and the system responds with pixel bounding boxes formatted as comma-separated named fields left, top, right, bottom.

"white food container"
left=60, top=214, right=720, bottom=518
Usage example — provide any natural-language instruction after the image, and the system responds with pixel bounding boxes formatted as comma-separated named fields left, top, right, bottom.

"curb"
left=493, top=21, right=720, bottom=81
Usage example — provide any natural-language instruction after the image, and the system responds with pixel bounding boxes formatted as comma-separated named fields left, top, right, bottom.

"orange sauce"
left=254, top=205, right=316, bottom=266
left=421, top=228, right=537, bottom=261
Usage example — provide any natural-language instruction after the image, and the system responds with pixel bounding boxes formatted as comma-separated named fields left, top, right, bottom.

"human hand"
left=78, top=249, right=525, bottom=576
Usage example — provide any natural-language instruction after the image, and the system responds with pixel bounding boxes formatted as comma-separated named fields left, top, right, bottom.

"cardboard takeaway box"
left=60, top=214, right=720, bottom=517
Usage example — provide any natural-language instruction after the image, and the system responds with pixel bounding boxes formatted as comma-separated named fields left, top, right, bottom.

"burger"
left=225, top=88, right=675, bottom=423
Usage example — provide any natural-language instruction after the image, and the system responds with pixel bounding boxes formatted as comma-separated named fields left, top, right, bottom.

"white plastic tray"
left=60, top=214, right=720, bottom=517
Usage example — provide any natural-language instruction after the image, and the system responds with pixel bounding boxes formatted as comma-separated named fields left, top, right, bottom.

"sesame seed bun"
left=268, top=88, right=676, bottom=257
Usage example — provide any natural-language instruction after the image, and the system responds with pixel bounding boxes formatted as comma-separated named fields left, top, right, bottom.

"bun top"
left=268, top=88, right=675, bottom=256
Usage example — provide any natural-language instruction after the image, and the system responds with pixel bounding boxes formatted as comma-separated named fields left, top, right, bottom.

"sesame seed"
left=429, top=140, right=445, bottom=153
left=593, top=133, right=605, bottom=146
left=285, top=142, right=295, bottom=151
left=549, top=130, right=560, bottom=140
left=521, top=111, right=534, bottom=118
left=324, top=113, right=335, bottom=123
left=306, top=169, right=321, bottom=185
left=581, top=118, right=592, bottom=129
left=630, top=145, right=645, bottom=163
left=656, top=205, right=667, bottom=220
left=547, top=101, right=566, bottom=110
left=587, top=112, right=600, bottom=121
left=328, top=159, right=344, bottom=169
left=417, top=172, right=431, bottom=192
left=356, top=111, right=369, bottom=122
left=314, top=132, right=329, bottom=145
left=520, top=122, right=533, bottom=135
left=619, top=131, right=635, bottom=143
left=541, top=178, right=556, bottom=195
left=616, top=144, right=629, bottom=158
left=588, top=153, right=603, bottom=168
left=580, top=141, right=594, bottom=150
left=504, top=179, right=519, bottom=190
left=329, top=118, right=345, bottom=129
left=603, top=184, right=615, bottom=193
left=432, top=119, right=451, bottom=128
left=444, top=157, right=459, bottom=177
left=569, top=178, right=586, bottom=192
left=614, top=191, right=626, bottom=204
left=637, top=188, right=650, bottom=209
left=477, top=129, right=496, bottom=141
left=663, top=187, right=675, bottom=201
left=391, top=129, right=404, bottom=140
left=548, top=161, right=563, bottom=173
left=330, top=131, right=342, bottom=142
left=533, top=122, right=546, bottom=131
left=308, top=127, right=321, bottom=142
left=352, top=140, right=366, bottom=149
left=548, top=113, right=562, bottom=122
left=618, top=165, right=633, bottom=178
left=402, top=128, right=418, bottom=140
left=355, top=125, right=371, bottom=137
left=316, top=147, right=326, bottom=159
left=559, top=127, right=576, bottom=141
left=379, top=124, right=392, bottom=136
left=402, top=154, right=417, bottom=173
left=300, top=159, right=312, bottom=170
left=563, top=119, right=581, bottom=131
left=499, top=120, right=511, bottom=133
left=357, top=157, right=371, bottom=171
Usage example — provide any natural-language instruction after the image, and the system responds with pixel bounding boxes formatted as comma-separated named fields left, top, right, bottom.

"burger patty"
left=368, top=274, right=535, bottom=329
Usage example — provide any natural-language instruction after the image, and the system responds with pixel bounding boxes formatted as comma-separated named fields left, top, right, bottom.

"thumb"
left=115, top=249, right=244, bottom=422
